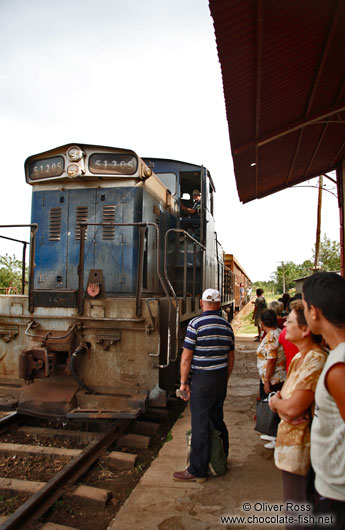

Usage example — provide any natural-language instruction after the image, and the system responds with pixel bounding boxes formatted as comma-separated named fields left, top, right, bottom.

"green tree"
left=312, top=234, right=341, bottom=271
left=267, top=237, right=341, bottom=292
left=271, top=261, right=299, bottom=293
left=253, top=280, right=276, bottom=294
left=0, top=254, right=24, bottom=293
left=296, top=259, right=314, bottom=279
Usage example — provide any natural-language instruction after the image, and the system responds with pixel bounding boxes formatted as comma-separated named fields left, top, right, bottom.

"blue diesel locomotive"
left=0, top=143, right=234, bottom=420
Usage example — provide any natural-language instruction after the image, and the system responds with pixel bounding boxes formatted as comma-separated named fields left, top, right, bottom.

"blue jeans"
left=188, top=368, right=228, bottom=477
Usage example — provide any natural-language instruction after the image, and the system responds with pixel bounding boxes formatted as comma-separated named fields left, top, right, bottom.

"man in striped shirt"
left=173, top=288, right=235, bottom=482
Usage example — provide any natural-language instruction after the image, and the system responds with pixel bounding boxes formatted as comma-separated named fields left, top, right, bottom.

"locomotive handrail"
left=77, top=221, right=176, bottom=369
left=163, top=228, right=206, bottom=299
left=163, top=229, right=206, bottom=364
left=0, top=224, right=38, bottom=311
left=24, top=320, right=78, bottom=341
left=77, top=221, right=171, bottom=307
left=0, top=234, right=29, bottom=295
left=214, top=232, right=235, bottom=305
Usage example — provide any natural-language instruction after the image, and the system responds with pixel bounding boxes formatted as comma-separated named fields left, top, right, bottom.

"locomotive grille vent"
left=102, top=205, right=116, bottom=240
left=75, top=206, right=88, bottom=240
left=48, top=208, right=62, bottom=241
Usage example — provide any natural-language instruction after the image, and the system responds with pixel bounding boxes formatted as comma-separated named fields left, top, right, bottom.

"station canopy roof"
left=209, top=0, right=345, bottom=203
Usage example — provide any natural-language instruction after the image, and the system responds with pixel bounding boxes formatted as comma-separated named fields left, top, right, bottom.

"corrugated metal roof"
left=209, top=0, right=345, bottom=203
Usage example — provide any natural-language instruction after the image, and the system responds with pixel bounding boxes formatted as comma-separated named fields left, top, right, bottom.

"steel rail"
left=0, top=419, right=130, bottom=530
left=0, top=411, right=20, bottom=435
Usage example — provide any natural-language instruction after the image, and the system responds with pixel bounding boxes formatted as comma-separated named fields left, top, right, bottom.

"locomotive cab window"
left=179, top=171, right=202, bottom=206
left=179, top=170, right=204, bottom=240
left=209, top=183, right=214, bottom=216
left=156, top=172, right=177, bottom=196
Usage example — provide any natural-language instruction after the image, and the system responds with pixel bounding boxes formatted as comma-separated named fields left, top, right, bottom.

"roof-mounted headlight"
left=67, top=163, right=82, bottom=177
left=67, top=146, right=83, bottom=162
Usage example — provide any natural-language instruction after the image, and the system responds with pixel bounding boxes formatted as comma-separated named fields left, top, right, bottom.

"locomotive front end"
left=0, top=144, right=179, bottom=420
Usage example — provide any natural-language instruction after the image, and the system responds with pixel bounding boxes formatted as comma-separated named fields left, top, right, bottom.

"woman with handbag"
left=256, top=309, right=286, bottom=448
left=269, top=300, right=327, bottom=528
left=256, top=309, right=286, bottom=399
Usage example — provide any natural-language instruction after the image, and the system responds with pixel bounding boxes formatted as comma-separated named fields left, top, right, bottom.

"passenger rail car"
left=0, top=144, right=235, bottom=420
left=224, top=254, right=251, bottom=311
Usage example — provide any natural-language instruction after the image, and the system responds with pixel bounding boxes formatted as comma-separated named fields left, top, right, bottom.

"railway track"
left=0, top=401, right=183, bottom=530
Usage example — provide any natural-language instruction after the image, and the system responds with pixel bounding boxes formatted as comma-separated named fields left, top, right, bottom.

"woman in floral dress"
left=269, top=300, right=327, bottom=528
left=256, top=309, right=286, bottom=400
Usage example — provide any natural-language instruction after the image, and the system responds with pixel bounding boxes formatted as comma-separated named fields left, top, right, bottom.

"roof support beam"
left=254, top=0, right=263, bottom=197
left=286, top=1, right=341, bottom=184
left=234, top=102, right=345, bottom=155
left=304, top=0, right=341, bottom=116
left=302, top=121, right=330, bottom=179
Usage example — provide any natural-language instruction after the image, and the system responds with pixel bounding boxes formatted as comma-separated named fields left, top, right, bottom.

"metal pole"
left=77, top=223, right=86, bottom=315
left=314, top=175, right=323, bottom=271
left=28, top=225, right=38, bottom=313
left=21, top=242, right=27, bottom=294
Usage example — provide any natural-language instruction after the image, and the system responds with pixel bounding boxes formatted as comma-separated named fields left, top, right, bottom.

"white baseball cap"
left=202, top=288, right=221, bottom=302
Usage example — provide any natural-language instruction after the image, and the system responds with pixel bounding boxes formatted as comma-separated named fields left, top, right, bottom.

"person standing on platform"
left=173, top=288, right=235, bottom=483
left=302, top=272, right=345, bottom=529
left=240, top=283, right=245, bottom=308
left=252, top=288, right=267, bottom=341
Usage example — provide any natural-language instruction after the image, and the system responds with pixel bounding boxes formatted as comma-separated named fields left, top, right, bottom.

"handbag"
left=255, top=398, right=280, bottom=437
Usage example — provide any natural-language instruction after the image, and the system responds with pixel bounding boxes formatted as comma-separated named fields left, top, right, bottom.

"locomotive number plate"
left=89, top=153, right=137, bottom=175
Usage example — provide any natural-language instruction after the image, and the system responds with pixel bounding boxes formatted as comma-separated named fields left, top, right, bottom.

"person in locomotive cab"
left=180, top=189, right=201, bottom=231
left=173, top=289, right=235, bottom=482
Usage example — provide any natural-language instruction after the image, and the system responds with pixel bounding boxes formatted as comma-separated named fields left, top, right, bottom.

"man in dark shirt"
left=173, top=288, right=235, bottom=482
left=180, top=189, right=201, bottom=230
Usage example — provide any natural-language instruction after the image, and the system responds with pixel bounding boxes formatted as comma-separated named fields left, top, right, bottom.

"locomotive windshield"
left=89, top=153, right=137, bottom=175
left=29, top=156, right=65, bottom=180
left=155, top=172, right=177, bottom=195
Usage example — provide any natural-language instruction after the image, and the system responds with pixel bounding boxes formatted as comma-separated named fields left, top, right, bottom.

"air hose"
left=70, top=343, right=98, bottom=395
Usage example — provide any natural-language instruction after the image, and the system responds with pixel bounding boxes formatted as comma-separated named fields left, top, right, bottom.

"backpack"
left=186, top=427, right=227, bottom=476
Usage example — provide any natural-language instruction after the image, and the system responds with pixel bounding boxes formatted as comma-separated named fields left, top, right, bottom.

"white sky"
left=0, top=0, right=340, bottom=281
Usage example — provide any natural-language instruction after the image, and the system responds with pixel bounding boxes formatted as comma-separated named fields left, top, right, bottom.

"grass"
left=237, top=293, right=282, bottom=335
left=239, top=311, right=257, bottom=334
left=165, top=430, right=173, bottom=442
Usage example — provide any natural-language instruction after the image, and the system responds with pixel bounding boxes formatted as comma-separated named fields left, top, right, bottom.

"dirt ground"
left=0, top=402, right=185, bottom=530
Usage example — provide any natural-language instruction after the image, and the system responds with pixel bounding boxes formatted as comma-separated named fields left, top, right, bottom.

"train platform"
left=108, top=334, right=284, bottom=530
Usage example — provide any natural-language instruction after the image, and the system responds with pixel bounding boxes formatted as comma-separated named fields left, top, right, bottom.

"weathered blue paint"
left=31, top=187, right=143, bottom=294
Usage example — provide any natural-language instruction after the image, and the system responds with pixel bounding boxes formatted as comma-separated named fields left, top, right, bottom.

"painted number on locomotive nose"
left=89, top=153, right=137, bottom=175
left=29, top=156, right=64, bottom=179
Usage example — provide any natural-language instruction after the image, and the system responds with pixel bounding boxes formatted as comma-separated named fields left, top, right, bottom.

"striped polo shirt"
left=183, top=310, right=234, bottom=371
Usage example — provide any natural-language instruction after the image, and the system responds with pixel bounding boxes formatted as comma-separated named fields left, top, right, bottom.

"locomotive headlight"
left=67, top=163, right=81, bottom=177
left=67, top=146, right=83, bottom=162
